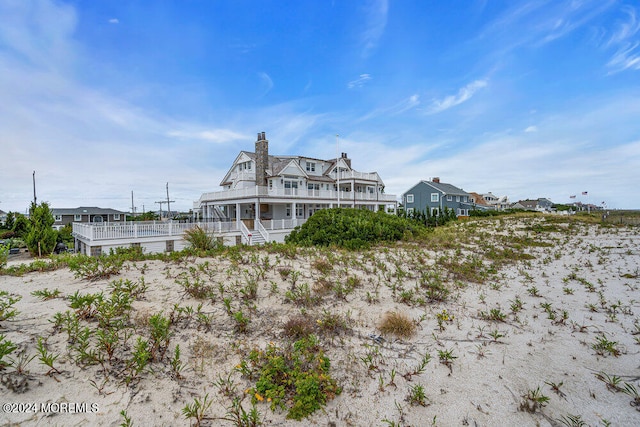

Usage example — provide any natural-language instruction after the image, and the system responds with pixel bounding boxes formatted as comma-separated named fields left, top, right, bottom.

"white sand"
left=1, top=217, right=639, bottom=426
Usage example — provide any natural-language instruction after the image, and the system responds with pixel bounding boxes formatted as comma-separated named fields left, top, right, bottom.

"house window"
left=431, top=208, right=439, bottom=216
left=74, top=214, right=82, bottom=221
left=284, top=180, right=298, bottom=195
left=286, top=205, right=291, bottom=217
left=455, top=196, right=460, bottom=202
left=406, top=194, right=414, bottom=204
left=296, top=206, right=304, bottom=217
left=406, top=208, right=414, bottom=214
left=114, top=214, right=120, bottom=220
left=463, top=196, right=468, bottom=202
left=447, top=195, right=452, bottom=201
left=306, top=162, right=316, bottom=172
left=308, top=183, right=319, bottom=190
left=431, top=193, right=439, bottom=202
left=55, top=215, right=62, bottom=222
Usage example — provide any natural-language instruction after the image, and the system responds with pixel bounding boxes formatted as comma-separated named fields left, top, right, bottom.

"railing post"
left=134, top=223, right=138, bottom=238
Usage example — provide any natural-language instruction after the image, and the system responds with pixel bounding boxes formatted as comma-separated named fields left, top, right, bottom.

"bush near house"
left=286, top=208, right=424, bottom=249
left=24, top=202, right=57, bottom=257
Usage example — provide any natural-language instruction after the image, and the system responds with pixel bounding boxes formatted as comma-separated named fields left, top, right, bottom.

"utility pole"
left=166, top=182, right=175, bottom=219
left=155, top=200, right=167, bottom=220
left=33, top=171, right=37, bottom=205
left=131, top=191, right=136, bottom=218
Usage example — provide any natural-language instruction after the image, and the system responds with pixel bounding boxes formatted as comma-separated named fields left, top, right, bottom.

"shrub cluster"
left=285, top=208, right=423, bottom=249
left=238, top=335, right=341, bottom=420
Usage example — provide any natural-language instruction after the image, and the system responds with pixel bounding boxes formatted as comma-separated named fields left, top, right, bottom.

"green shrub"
left=0, top=244, right=8, bottom=269
left=24, top=202, right=57, bottom=256
left=240, top=335, right=341, bottom=420
left=286, top=208, right=422, bottom=249
left=184, top=226, right=220, bottom=252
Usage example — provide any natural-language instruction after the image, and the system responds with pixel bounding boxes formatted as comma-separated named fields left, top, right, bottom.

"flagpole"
left=336, top=134, right=340, bottom=208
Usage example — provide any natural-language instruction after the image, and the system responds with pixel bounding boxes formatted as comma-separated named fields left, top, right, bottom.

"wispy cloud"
left=357, top=94, right=420, bottom=122
left=426, top=80, right=487, bottom=114
left=347, top=73, right=372, bottom=89
left=524, top=125, right=538, bottom=133
left=108, top=18, right=119, bottom=24
left=605, top=6, right=640, bottom=73
left=258, top=72, right=274, bottom=96
left=167, top=129, right=248, bottom=143
left=360, top=0, right=388, bottom=57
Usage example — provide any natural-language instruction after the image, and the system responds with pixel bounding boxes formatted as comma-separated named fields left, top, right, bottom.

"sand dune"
left=1, top=216, right=639, bottom=426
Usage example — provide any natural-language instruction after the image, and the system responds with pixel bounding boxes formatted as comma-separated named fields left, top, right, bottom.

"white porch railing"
left=338, top=170, right=380, bottom=181
left=255, top=221, right=270, bottom=242
left=261, top=218, right=307, bottom=231
left=197, top=186, right=396, bottom=203
left=239, top=221, right=252, bottom=245
left=72, top=221, right=240, bottom=242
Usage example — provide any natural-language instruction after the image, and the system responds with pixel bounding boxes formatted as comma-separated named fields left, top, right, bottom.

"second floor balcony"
left=195, top=186, right=397, bottom=206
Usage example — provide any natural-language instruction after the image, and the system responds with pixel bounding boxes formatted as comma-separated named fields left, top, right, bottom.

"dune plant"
left=519, top=386, right=549, bottom=413
left=182, top=392, right=212, bottom=426
left=0, top=334, right=18, bottom=369
left=241, top=335, right=341, bottom=420
left=378, top=311, right=416, bottom=339
left=36, top=337, right=61, bottom=376
left=407, top=384, right=428, bottom=406
left=0, top=291, right=20, bottom=323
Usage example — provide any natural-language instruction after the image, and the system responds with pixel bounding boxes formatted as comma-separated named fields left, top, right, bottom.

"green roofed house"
left=402, top=178, right=481, bottom=217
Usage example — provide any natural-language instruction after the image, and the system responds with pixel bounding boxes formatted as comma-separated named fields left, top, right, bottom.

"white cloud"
left=167, top=129, right=248, bottom=143
left=258, top=72, right=274, bottom=96
left=108, top=18, right=119, bottom=24
left=605, top=6, right=640, bottom=73
left=524, top=126, right=538, bottom=133
left=360, top=0, right=388, bottom=57
left=347, top=73, right=372, bottom=89
left=426, top=80, right=488, bottom=114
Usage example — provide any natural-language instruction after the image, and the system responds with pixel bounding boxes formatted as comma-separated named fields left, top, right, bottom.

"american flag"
left=582, top=191, right=588, bottom=195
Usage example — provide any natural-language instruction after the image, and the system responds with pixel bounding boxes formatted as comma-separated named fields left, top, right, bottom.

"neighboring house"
left=481, top=192, right=511, bottom=210
left=193, top=132, right=397, bottom=241
left=52, top=207, right=127, bottom=230
left=0, top=209, right=6, bottom=227
left=516, top=198, right=555, bottom=212
left=402, top=178, right=474, bottom=217
left=468, top=192, right=493, bottom=210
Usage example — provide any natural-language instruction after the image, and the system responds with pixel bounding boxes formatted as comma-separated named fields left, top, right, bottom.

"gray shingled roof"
left=51, top=207, right=127, bottom=215
left=420, top=180, right=470, bottom=196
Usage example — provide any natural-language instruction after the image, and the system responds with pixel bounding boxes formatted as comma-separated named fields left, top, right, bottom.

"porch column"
left=235, top=203, right=241, bottom=225
left=292, top=201, right=297, bottom=225
left=255, top=201, right=259, bottom=223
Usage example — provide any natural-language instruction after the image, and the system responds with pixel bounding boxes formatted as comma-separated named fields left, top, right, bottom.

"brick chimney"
left=341, top=152, right=351, bottom=169
left=255, top=132, right=269, bottom=186
left=432, top=177, right=440, bottom=183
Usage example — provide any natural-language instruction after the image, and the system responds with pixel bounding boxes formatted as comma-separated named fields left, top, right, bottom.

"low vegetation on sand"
left=0, top=212, right=639, bottom=425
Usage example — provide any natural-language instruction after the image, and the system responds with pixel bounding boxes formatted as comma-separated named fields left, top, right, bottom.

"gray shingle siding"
left=402, top=181, right=473, bottom=216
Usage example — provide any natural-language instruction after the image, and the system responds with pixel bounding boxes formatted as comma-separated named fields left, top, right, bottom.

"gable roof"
left=468, top=192, right=491, bottom=206
left=52, top=207, right=127, bottom=215
left=420, top=180, right=469, bottom=196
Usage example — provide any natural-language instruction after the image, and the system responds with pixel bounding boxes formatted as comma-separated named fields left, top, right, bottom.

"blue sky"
left=1, top=0, right=639, bottom=213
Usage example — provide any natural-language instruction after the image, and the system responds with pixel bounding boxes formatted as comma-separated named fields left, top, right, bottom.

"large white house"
left=71, top=132, right=397, bottom=255
left=193, top=132, right=397, bottom=243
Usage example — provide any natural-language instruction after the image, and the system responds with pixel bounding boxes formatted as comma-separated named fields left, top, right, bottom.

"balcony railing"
left=338, top=170, right=380, bottom=181
left=72, top=221, right=240, bottom=242
left=196, top=186, right=397, bottom=204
